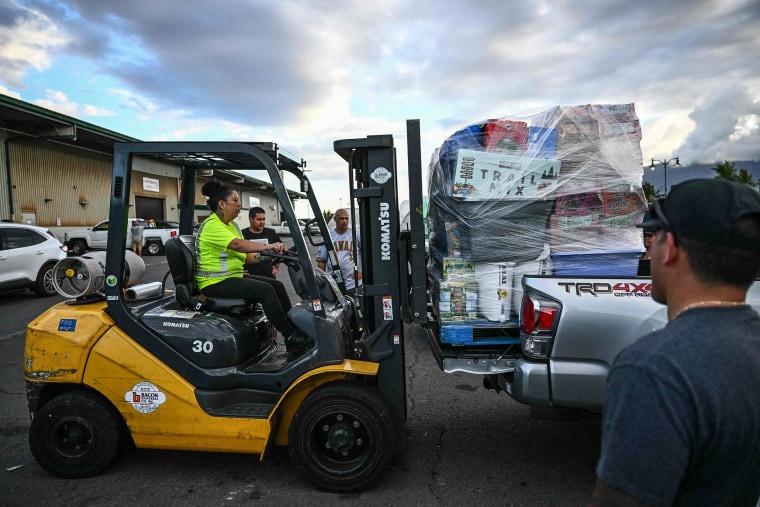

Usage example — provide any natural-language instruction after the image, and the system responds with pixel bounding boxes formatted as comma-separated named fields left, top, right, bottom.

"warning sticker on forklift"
left=58, top=319, right=76, bottom=332
left=371, top=167, right=392, bottom=184
left=382, top=296, right=393, bottom=320
left=312, top=299, right=322, bottom=312
left=124, top=382, right=167, bottom=414
left=158, top=310, right=199, bottom=319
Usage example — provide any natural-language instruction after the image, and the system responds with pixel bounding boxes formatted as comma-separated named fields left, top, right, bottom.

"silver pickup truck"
left=499, top=276, right=760, bottom=411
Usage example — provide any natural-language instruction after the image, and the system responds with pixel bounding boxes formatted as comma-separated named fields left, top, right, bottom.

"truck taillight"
left=521, top=295, right=558, bottom=333
left=170, top=231, right=177, bottom=237
left=520, top=294, right=560, bottom=359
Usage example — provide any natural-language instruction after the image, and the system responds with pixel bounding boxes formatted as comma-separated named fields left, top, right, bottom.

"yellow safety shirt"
left=194, top=214, right=246, bottom=290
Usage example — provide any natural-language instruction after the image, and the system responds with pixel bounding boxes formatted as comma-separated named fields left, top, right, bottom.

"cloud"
left=0, top=0, right=68, bottom=88
left=2, top=0, right=759, bottom=209
left=677, top=85, right=760, bottom=163
left=32, top=89, right=114, bottom=117
left=0, top=84, right=21, bottom=99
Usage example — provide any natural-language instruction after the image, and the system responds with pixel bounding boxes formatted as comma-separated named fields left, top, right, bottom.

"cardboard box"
left=591, top=103, right=638, bottom=122
left=484, top=119, right=529, bottom=152
left=453, top=149, right=561, bottom=200
left=442, top=257, right=476, bottom=281
left=555, top=191, right=604, bottom=216
left=599, top=120, right=642, bottom=138
left=551, top=105, right=600, bottom=141
left=438, top=281, right=478, bottom=322
left=527, top=126, right=558, bottom=159
left=602, top=185, right=648, bottom=216
left=549, top=214, right=602, bottom=251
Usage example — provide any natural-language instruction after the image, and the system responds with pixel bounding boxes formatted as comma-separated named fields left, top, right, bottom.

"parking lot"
left=0, top=249, right=602, bottom=506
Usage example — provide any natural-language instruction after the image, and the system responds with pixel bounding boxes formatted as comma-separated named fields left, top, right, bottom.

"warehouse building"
left=0, top=94, right=303, bottom=240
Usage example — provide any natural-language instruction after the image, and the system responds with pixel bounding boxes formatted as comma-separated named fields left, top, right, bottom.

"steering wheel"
left=261, top=246, right=300, bottom=267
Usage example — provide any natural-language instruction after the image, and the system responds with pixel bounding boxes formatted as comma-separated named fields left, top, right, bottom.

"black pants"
left=201, top=276, right=294, bottom=337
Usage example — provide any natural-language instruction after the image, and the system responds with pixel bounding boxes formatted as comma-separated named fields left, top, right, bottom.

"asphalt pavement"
left=0, top=244, right=602, bottom=506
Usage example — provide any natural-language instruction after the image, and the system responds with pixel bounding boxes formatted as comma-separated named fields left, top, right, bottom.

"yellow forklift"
left=24, top=122, right=428, bottom=491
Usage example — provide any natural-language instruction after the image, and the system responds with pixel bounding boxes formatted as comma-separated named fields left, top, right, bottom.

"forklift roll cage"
left=103, top=123, right=427, bottom=423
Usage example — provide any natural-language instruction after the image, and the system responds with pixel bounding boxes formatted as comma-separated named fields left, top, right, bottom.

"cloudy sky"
left=1, top=0, right=758, bottom=213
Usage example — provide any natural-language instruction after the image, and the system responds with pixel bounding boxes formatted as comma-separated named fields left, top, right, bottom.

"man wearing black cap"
left=637, top=211, right=657, bottom=276
left=592, top=179, right=760, bottom=506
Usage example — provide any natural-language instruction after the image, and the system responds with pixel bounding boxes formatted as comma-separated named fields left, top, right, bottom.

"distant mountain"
left=642, top=160, right=760, bottom=193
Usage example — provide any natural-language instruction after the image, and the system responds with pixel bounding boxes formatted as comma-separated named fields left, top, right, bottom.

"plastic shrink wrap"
left=427, top=104, right=647, bottom=344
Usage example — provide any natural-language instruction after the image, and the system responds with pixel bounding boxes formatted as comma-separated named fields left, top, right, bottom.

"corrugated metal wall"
left=8, top=140, right=182, bottom=227
left=10, top=139, right=113, bottom=227
left=7, top=138, right=280, bottom=229
left=0, top=130, right=9, bottom=220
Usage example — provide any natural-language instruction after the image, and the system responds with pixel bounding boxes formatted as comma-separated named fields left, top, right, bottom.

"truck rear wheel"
left=29, top=391, right=124, bottom=478
left=70, top=240, right=87, bottom=256
left=288, top=381, right=394, bottom=492
left=145, top=241, right=163, bottom=256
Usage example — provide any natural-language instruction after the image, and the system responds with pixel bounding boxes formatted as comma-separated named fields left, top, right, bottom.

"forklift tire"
left=288, top=381, right=394, bottom=492
left=29, top=391, right=124, bottom=478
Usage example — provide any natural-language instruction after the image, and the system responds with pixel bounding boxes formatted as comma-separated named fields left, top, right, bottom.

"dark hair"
left=249, top=206, right=266, bottom=218
left=679, top=214, right=760, bottom=288
left=201, top=181, right=234, bottom=212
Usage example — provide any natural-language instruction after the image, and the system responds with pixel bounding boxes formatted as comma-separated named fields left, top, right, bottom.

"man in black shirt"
left=242, top=207, right=282, bottom=279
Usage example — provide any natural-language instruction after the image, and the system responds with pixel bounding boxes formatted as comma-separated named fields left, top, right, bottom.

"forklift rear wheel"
left=29, top=391, right=124, bottom=478
left=288, top=381, right=394, bottom=492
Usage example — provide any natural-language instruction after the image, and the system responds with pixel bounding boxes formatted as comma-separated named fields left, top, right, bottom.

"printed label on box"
left=442, top=257, right=476, bottom=281
left=555, top=192, right=604, bottom=216
left=453, top=149, right=561, bottom=200
left=602, top=188, right=648, bottom=216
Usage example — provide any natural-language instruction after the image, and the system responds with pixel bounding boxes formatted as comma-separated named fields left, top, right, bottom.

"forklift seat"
left=164, top=235, right=250, bottom=315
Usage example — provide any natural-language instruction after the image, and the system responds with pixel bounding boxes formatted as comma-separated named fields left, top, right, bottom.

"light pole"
left=649, top=156, right=681, bottom=195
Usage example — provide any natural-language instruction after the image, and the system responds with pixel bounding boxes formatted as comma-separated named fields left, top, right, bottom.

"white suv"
left=0, top=223, right=68, bottom=297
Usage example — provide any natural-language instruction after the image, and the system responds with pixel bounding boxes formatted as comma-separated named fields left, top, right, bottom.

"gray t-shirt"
left=130, top=224, right=144, bottom=242
left=596, top=305, right=760, bottom=506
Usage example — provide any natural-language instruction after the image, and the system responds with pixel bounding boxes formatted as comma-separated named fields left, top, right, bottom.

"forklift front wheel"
left=29, top=390, right=124, bottom=478
left=288, top=381, right=394, bottom=492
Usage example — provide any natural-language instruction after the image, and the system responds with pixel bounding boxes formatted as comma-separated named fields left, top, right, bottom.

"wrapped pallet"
left=427, top=104, right=647, bottom=342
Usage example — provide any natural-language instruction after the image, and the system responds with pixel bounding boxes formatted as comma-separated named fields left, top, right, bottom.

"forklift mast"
left=332, top=120, right=427, bottom=424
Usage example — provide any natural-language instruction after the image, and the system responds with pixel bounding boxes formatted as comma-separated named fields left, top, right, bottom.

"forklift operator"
left=195, top=181, right=308, bottom=352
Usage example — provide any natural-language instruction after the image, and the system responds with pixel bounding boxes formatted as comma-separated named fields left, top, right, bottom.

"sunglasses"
left=650, top=198, right=678, bottom=244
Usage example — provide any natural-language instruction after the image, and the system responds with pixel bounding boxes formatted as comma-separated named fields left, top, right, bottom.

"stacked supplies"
left=427, top=104, right=647, bottom=329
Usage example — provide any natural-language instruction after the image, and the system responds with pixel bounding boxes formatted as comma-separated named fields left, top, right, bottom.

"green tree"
left=712, top=160, right=738, bottom=181
left=735, top=168, right=757, bottom=189
left=323, top=209, right=334, bottom=224
left=642, top=181, right=663, bottom=202
left=712, top=161, right=758, bottom=189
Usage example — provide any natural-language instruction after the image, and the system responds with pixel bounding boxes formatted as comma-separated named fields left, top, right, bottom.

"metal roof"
left=0, top=93, right=140, bottom=154
left=0, top=94, right=305, bottom=199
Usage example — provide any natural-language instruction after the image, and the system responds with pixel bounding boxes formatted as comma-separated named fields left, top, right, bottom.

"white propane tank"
left=51, top=250, right=146, bottom=298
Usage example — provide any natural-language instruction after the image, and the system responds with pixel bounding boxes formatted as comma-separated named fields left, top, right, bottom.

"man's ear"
left=661, top=231, right=680, bottom=265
